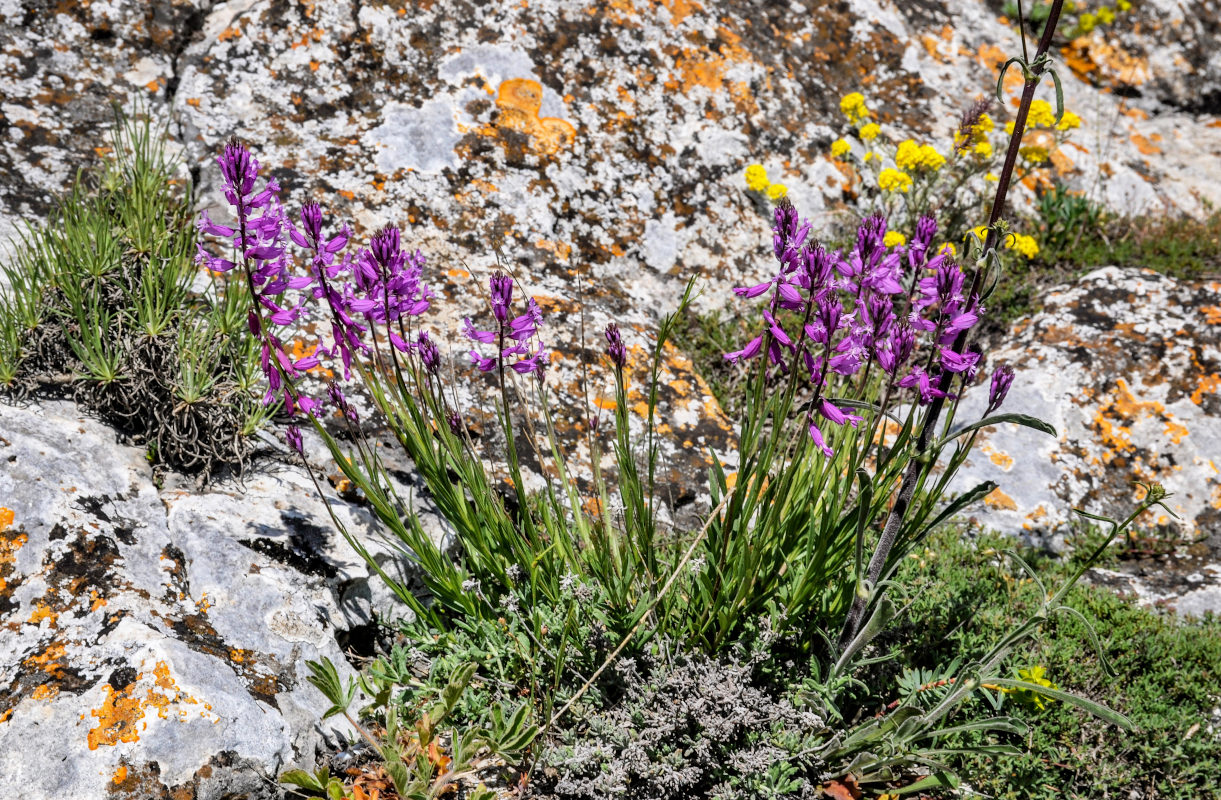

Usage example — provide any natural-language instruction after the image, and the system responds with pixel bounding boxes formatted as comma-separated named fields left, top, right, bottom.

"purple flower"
left=605, top=323, right=627, bottom=368
left=988, top=364, right=1015, bottom=413
left=446, top=410, right=464, bottom=436
left=899, top=365, right=947, bottom=404
left=724, top=334, right=764, bottom=364
left=417, top=331, right=441, bottom=375
left=819, top=398, right=864, bottom=427
left=490, top=273, right=514, bottom=323
left=807, top=418, right=834, bottom=457
left=939, top=347, right=979, bottom=374
left=285, top=425, right=303, bottom=454
left=509, top=341, right=549, bottom=375
left=470, top=350, right=498, bottom=372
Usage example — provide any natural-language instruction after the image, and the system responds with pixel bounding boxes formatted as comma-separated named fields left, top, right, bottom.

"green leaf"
left=940, top=413, right=1056, bottom=448
left=834, top=595, right=897, bottom=678
left=996, top=57, right=1024, bottom=101
left=1049, top=66, right=1065, bottom=123
left=279, top=769, right=326, bottom=791
left=918, top=716, right=1029, bottom=740
left=916, top=481, right=997, bottom=540
left=894, top=771, right=960, bottom=794
left=988, top=679, right=1136, bottom=729
left=305, top=658, right=355, bottom=720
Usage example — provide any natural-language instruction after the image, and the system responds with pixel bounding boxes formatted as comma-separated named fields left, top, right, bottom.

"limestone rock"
left=0, top=400, right=407, bottom=799
left=950, top=266, right=1221, bottom=615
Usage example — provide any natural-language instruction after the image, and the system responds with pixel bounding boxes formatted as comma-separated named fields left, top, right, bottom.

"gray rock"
left=0, top=400, right=419, bottom=799
left=950, top=266, right=1221, bottom=616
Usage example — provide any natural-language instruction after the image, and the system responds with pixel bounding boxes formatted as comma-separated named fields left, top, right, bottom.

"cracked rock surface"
left=952, top=267, right=1221, bottom=616
left=0, top=400, right=411, bottom=799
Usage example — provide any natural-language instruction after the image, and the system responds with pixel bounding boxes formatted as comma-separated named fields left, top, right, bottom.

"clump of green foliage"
left=979, top=192, right=1221, bottom=335
left=0, top=107, right=271, bottom=474
left=892, top=525, right=1221, bottom=799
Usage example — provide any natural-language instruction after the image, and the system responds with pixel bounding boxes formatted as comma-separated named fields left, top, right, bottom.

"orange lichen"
left=26, top=600, right=57, bottom=627
left=1200, top=305, right=1221, bottom=325
left=31, top=683, right=58, bottom=700
left=0, top=508, right=13, bottom=531
left=1191, top=373, right=1220, bottom=405
left=23, top=641, right=67, bottom=681
left=1164, top=420, right=1190, bottom=445
left=659, top=0, right=700, bottom=25
left=1130, top=133, right=1161, bottom=155
left=88, top=683, right=145, bottom=749
left=88, top=661, right=207, bottom=748
left=493, top=79, right=577, bottom=155
left=984, top=488, right=1018, bottom=510
left=112, top=765, right=128, bottom=785
left=217, top=25, right=242, bottom=42
left=985, top=444, right=1015, bottom=470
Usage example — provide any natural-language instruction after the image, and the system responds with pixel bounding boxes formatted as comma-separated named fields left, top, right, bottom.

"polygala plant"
left=192, top=0, right=1173, bottom=795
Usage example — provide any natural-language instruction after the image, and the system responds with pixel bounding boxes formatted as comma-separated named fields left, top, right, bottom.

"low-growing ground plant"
left=0, top=106, right=271, bottom=474
left=891, top=524, right=1221, bottom=799
left=188, top=0, right=1172, bottom=796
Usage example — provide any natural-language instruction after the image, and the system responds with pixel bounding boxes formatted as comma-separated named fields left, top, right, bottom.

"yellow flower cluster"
left=878, top=168, right=912, bottom=193
left=1004, top=665, right=1059, bottom=712
left=895, top=139, right=945, bottom=172
left=859, top=122, right=881, bottom=141
left=1056, top=110, right=1081, bottom=131
left=744, top=164, right=769, bottom=192
left=840, top=92, right=869, bottom=123
left=1008, top=232, right=1040, bottom=259
left=1027, top=99, right=1057, bottom=128
left=969, top=226, right=1040, bottom=259
left=1020, top=145, right=1049, bottom=164
left=830, top=139, right=851, bottom=159
left=882, top=231, right=906, bottom=247
left=743, top=164, right=788, bottom=203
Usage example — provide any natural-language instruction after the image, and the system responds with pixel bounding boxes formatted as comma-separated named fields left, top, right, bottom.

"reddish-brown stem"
left=837, top=0, right=1066, bottom=651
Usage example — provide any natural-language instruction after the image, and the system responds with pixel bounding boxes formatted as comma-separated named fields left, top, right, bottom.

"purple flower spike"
left=446, top=410, right=464, bottom=437
left=605, top=323, right=627, bottom=368
left=988, top=364, right=1015, bottom=413
left=490, top=273, right=514, bottom=323
left=369, top=225, right=401, bottom=270
left=300, top=202, right=323, bottom=243
left=218, top=138, right=259, bottom=200
left=285, top=425, right=303, bottom=454
left=418, top=331, right=441, bottom=375
left=909, top=214, right=938, bottom=272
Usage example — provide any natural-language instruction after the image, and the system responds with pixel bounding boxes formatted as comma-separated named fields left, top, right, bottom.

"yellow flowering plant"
left=1004, top=0, right=1135, bottom=40
left=827, top=92, right=1007, bottom=240
left=826, top=90, right=1081, bottom=252
left=742, top=163, right=788, bottom=205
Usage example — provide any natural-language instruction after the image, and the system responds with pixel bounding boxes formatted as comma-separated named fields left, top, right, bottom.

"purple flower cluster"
left=725, top=200, right=991, bottom=456
left=195, top=139, right=438, bottom=424
left=463, top=272, right=549, bottom=377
